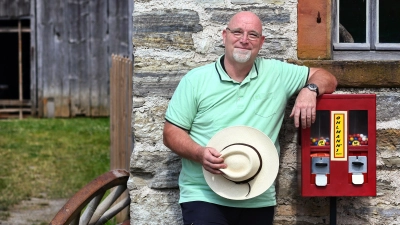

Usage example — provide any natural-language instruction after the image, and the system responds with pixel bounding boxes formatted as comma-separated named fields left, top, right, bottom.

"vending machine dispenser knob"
left=349, top=156, right=367, bottom=185
left=311, top=157, right=330, bottom=187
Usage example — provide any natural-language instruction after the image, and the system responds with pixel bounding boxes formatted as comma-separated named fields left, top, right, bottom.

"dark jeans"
left=181, top=201, right=275, bottom=225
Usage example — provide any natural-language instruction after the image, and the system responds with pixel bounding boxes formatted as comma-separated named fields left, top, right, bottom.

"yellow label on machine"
left=331, top=111, right=347, bottom=161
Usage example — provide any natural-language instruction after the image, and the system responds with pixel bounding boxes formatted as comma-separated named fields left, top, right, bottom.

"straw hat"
left=203, top=126, right=279, bottom=200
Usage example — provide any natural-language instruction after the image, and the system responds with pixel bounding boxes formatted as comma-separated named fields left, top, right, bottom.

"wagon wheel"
left=49, top=169, right=131, bottom=225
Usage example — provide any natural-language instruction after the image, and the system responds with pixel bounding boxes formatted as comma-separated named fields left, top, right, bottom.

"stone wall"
left=128, top=1, right=400, bottom=224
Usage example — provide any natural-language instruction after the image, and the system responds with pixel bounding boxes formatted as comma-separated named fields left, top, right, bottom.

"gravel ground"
left=0, top=198, right=67, bottom=225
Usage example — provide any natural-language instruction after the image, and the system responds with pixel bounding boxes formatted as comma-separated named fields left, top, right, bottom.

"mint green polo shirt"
left=165, top=56, right=308, bottom=208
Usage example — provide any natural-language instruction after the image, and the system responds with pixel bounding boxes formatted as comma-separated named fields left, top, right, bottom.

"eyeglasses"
left=226, top=28, right=262, bottom=41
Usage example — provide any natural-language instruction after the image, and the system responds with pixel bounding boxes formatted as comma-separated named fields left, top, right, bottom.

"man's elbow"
left=328, top=74, right=338, bottom=94
left=163, top=122, right=171, bottom=147
left=313, top=68, right=338, bottom=94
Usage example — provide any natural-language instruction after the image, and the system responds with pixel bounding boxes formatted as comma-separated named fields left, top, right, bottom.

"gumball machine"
left=298, top=94, right=376, bottom=197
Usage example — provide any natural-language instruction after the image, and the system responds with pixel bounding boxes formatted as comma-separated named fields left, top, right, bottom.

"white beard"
left=232, top=49, right=251, bottom=63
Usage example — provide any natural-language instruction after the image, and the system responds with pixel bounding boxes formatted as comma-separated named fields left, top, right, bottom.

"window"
left=332, top=0, right=400, bottom=60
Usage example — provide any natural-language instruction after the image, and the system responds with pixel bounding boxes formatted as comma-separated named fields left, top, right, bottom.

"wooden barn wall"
left=35, top=0, right=131, bottom=117
left=0, top=0, right=30, bottom=17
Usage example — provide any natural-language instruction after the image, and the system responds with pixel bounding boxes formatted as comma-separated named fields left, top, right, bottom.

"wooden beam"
left=0, top=100, right=31, bottom=106
left=0, top=28, right=30, bottom=33
left=0, top=108, right=31, bottom=113
left=18, top=20, right=23, bottom=119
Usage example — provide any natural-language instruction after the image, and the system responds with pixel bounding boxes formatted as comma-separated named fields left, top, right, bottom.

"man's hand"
left=290, top=88, right=317, bottom=129
left=290, top=67, right=337, bottom=128
left=197, top=146, right=226, bottom=174
left=163, top=121, right=227, bottom=174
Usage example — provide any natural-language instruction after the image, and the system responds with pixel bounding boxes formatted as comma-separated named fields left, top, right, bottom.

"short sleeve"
left=165, top=75, right=198, bottom=131
left=278, top=61, right=309, bottom=96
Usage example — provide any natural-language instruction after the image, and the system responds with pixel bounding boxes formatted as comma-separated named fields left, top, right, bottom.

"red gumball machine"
left=298, top=94, right=376, bottom=197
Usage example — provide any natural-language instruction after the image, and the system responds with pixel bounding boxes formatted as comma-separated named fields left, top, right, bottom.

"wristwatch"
left=303, top=83, right=319, bottom=96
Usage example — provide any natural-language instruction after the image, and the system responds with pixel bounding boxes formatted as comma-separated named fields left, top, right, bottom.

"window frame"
left=332, top=0, right=400, bottom=51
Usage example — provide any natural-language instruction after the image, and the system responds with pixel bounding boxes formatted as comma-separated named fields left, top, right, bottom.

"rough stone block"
left=276, top=167, right=297, bottom=201
left=259, top=38, right=291, bottom=56
left=130, top=150, right=181, bottom=189
left=231, top=0, right=264, bottom=4
left=206, top=6, right=290, bottom=25
left=133, top=32, right=196, bottom=50
left=294, top=197, right=330, bottom=216
left=232, top=0, right=287, bottom=4
left=377, top=94, right=400, bottom=121
left=133, top=71, right=185, bottom=98
left=194, top=0, right=225, bottom=4
left=130, top=187, right=182, bottom=225
left=133, top=9, right=202, bottom=33
left=133, top=98, right=168, bottom=143
left=130, top=151, right=171, bottom=175
left=377, top=129, right=400, bottom=152
left=150, top=153, right=181, bottom=189
left=133, top=9, right=202, bottom=50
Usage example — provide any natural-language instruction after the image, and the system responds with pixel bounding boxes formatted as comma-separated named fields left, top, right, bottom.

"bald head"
left=228, top=11, right=263, bottom=35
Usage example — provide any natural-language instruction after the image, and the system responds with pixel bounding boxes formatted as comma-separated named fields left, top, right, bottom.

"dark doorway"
left=0, top=19, right=30, bottom=100
left=0, top=19, right=31, bottom=118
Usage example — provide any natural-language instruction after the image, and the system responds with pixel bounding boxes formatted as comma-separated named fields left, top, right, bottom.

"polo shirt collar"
left=215, top=55, right=259, bottom=84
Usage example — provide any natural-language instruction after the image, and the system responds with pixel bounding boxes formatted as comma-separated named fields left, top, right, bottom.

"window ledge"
left=333, top=51, right=400, bottom=61
left=288, top=60, right=400, bottom=88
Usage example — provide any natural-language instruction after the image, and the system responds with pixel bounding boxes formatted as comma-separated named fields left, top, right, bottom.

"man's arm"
left=307, top=68, right=337, bottom=96
left=290, top=68, right=337, bottom=129
left=163, top=121, right=226, bottom=174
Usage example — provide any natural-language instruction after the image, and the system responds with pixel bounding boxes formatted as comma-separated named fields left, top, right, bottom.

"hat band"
left=220, top=143, right=263, bottom=185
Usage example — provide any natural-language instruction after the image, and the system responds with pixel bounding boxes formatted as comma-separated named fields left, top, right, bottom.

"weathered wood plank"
left=54, top=0, right=70, bottom=117
left=88, top=0, right=108, bottom=116
left=110, top=55, right=132, bottom=169
left=67, top=0, right=90, bottom=117
left=109, top=0, right=131, bottom=56
left=30, top=0, right=37, bottom=116
left=0, top=0, right=30, bottom=17
left=36, top=0, right=69, bottom=117
left=110, top=56, right=132, bottom=221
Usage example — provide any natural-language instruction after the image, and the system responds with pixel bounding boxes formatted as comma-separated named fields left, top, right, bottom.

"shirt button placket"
left=237, top=85, right=245, bottom=108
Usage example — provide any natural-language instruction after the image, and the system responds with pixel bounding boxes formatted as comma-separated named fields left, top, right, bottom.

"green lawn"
left=0, top=118, right=110, bottom=214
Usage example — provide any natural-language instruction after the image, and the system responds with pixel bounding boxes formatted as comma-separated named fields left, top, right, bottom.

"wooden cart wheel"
left=49, top=169, right=130, bottom=225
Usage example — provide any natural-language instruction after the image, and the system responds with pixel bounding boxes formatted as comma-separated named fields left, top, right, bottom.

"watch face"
left=308, top=84, right=317, bottom=90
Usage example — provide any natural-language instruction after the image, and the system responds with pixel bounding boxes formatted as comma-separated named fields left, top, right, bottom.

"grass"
left=0, top=118, right=110, bottom=212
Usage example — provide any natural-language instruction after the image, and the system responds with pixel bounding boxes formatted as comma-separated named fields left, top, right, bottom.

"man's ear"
left=260, top=35, right=265, bottom=47
left=222, top=30, right=227, bottom=45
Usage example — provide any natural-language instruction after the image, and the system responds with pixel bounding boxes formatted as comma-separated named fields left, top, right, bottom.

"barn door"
left=35, top=0, right=132, bottom=118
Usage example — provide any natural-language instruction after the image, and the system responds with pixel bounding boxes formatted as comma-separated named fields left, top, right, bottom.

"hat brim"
left=203, top=126, right=279, bottom=200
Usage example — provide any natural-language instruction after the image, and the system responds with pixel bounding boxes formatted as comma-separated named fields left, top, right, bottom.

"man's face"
left=222, top=12, right=265, bottom=65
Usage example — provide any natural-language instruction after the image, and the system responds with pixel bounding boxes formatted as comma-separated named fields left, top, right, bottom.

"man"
left=163, top=11, right=337, bottom=225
